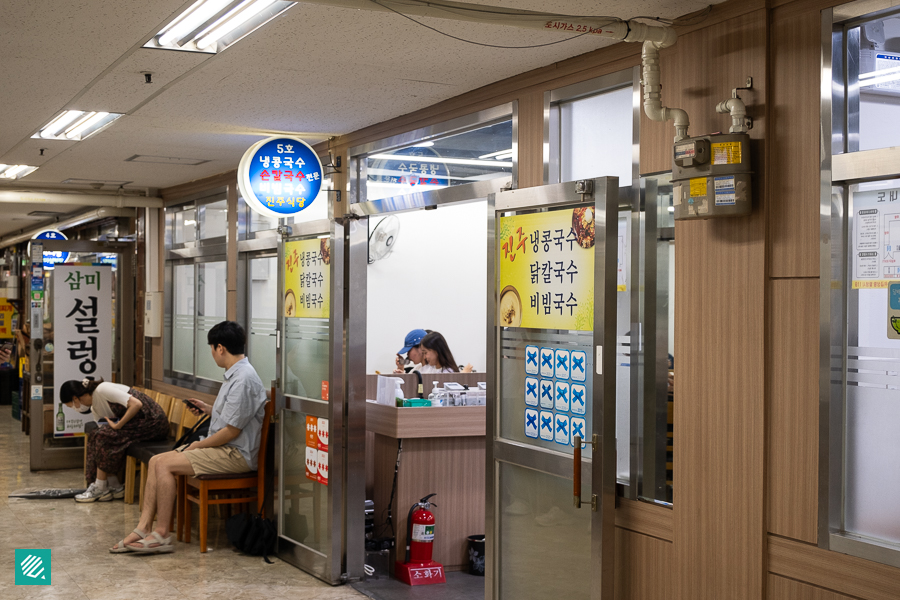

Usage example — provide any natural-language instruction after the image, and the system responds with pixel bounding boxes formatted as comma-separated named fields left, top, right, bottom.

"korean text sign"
left=53, top=266, right=112, bottom=437
left=0, top=298, right=14, bottom=338
left=238, top=136, right=324, bottom=219
left=852, top=186, right=900, bottom=289
left=498, top=208, right=595, bottom=331
left=284, top=238, right=330, bottom=319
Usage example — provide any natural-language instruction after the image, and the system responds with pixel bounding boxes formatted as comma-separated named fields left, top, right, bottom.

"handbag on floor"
left=226, top=499, right=276, bottom=563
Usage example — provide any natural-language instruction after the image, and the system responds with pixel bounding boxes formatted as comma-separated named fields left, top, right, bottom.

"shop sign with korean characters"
left=53, top=265, right=113, bottom=437
left=283, top=238, right=330, bottom=319
left=498, top=208, right=595, bottom=331
left=237, top=136, right=324, bottom=219
left=30, top=229, right=69, bottom=270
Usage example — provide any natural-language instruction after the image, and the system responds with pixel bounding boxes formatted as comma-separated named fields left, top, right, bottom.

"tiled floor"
left=0, top=408, right=366, bottom=600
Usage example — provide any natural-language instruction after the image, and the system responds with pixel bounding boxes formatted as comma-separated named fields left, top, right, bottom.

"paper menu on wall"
left=852, top=187, right=900, bottom=289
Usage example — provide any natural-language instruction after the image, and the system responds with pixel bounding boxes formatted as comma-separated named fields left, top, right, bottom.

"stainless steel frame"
left=29, top=239, right=134, bottom=470
left=274, top=217, right=364, bottom=583
left=486, top=177, right=619, bottom=599
left=820, top=2, right=900, bottom=569
left=348, top=103, right=516, bottom=205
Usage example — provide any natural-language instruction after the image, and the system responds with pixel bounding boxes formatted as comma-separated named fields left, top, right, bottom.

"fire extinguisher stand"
left=395, top=493, right=446, bottom=585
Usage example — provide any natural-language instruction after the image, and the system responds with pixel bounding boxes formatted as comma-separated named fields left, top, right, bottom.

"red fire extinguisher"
left=395, top=493, right=446, bottom=586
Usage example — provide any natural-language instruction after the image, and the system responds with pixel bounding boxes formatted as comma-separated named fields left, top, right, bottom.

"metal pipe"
left=0, top=189, right=162, bottom=207
left=716, top=97, right=749, bottom=133
left=0, top=207, right=135, bottom=249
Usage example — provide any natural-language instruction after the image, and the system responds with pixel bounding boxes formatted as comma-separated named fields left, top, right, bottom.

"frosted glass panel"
left=498, top=462, right=590, bottom=600
left=281, top=409, right=330, bottom=554
left=200, top=199, right=228, bottom=239
left=174, top=209, right=197, bottom=245
left=173, top=264, right=194, bottom=374
left=195, top=261, right=227, bottom=380
left=249, top=257, right=278, bottom=388
left=560, top=86, right=633, bottom=183
left=284, top=318, right=330, bottom=400
left=856, top=17, right=900, bottom=152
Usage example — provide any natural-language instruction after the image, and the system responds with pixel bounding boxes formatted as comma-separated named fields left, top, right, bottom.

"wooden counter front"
left=367, top=402, right=486, bottom=573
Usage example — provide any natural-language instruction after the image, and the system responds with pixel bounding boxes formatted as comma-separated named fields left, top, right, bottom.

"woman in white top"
left=418, top=332, right=474, bottom=374
left=60, top=378, right=169, bottom=504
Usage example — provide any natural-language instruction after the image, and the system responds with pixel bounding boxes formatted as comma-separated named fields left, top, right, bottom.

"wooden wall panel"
left=767, top=279, right=819, bottom=542
left=615, top=498, right=674, bottom=542
left=517, top=90, right=545, bottom=189
left=615, top=529, right=673, bottom=600
left=769, top=6, right=822, bottom=278
left=769, top=536, right=900, bottom=600
left=671, top=10, right=768, bottom=600
left=768, top=573, right=856, bottom=600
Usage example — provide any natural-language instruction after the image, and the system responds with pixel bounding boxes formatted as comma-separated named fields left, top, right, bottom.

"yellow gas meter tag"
left=711, top=142, right=742, bottom=165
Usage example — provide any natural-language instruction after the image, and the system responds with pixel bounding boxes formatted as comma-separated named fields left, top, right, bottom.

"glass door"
left=487, top=177, right=618, bottom=599
left=274, top=219, right=363, bottom=583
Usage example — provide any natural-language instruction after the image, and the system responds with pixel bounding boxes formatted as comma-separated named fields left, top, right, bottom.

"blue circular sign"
left=237, top=136, right=324, bottom=219
left=32, top=230, right=68, bottom=269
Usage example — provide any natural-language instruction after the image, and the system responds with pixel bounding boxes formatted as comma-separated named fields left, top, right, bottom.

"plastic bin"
left=467, top=534, right=485, bottom=576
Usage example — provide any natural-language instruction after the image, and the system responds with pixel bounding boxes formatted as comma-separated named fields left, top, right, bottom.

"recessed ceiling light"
left=145, top=0, right=296, bottom=54
left=125, top=155, right=210, bottom=166
left=0, top=164, right=38, bottom=179
left=32, top=110, right=123, bottom=141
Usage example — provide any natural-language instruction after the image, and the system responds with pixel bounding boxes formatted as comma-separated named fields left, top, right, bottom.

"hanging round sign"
left=30, top=229, right=68, bottom=270
left=237, top=136, right=324, bottom=219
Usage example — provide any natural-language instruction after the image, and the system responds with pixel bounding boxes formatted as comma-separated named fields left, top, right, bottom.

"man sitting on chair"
left=112, top=320, right=267, bottom=554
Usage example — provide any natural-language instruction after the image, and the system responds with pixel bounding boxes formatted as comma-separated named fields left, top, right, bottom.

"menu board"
left=498, top=208, right=595, bottom=331
left=284, top=238, right=330, bottom=319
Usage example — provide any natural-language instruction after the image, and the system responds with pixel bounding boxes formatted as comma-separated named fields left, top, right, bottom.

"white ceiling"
left=0, top=0, right=719, bottom=222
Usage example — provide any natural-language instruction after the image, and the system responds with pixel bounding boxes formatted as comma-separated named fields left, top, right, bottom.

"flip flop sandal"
left=128, top=531, right=174, bottom=554
left=110, top=528, right=147, bottom=554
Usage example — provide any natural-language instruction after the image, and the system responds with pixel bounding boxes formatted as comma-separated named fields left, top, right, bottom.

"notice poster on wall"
left=852, top=187, right=900, bottom=289
left=283, top=238, right=330, bottom=319
left=0, top=298, right=15, bottom=338
left=53, top=265, right=113, bottom=437
left=498, top=208, right=595, bottom=331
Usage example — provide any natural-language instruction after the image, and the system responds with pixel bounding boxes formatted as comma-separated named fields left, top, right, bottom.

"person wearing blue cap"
left=393, top=328, right=429, bottom=373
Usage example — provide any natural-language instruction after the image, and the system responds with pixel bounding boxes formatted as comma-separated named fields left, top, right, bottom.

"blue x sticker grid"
left=570, top=350, right=587, bottom=382
left=554, top=349, right=570, bottom=380
left=525, top=345, right=539, bottom=375
left=539, top=348, right=554, bottom=378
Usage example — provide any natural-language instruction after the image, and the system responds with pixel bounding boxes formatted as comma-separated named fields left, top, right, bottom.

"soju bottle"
left=56, top=404, right=65, bottom=432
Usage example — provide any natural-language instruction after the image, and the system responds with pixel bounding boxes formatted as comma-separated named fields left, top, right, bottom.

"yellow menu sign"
left=0, top=298, right=14, bottom=337
left=498, top=208, right=595, bottom=331
left=284, top=238, right=331, bottom=319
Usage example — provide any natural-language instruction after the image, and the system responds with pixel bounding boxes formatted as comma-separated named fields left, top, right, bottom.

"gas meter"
left=671, top=132, right=752, bottom=220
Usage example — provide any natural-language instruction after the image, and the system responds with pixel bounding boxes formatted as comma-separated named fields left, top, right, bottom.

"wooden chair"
left=178, top=397, right=274, bottom=553
left=124, top=394, right=180, bottom=505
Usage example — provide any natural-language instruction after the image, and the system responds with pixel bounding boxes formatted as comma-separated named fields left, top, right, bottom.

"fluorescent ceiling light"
left=0, top=164, right=38, bottom=179
left=32, top=110, right=123, bottom=141
left=369, top=154, right=512, bottom=168
left=146, top=0, right=295, bottom=54
left=478, top=149, right=514, bottom=159
left=412, top=141, right=434, bottom=148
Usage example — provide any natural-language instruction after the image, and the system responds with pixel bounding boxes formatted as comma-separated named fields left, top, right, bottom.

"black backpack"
left=226, top=508, right=277, bottom=563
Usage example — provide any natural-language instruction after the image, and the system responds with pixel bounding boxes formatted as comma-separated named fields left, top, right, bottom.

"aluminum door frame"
left=274, top=217, right=364, bottom=584
left=486, top=177, right=619, bottom=600
left=29, top=239, right=133, bottom=470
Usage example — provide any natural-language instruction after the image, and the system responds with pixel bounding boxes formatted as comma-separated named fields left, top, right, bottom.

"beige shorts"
left=180, top=445, right=251, bottom=476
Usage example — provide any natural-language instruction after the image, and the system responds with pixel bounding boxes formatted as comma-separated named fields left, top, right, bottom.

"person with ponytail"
left=60, top=377, right=169, bottom=504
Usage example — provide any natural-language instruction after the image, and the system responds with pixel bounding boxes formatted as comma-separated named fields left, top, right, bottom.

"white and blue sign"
left=570, top=350, right=587, bottom=382
left=570, top=417, right=587, bottom=446
left=31, top=230, right=68, bottom=270
left=539, top=380, right=553, bottom=409
left=238, top=136, right=324, bottom=219
left=554, top=349, right=570, bottom=380
left=554, top=381, right=569, bottom=412
left=554, top=414, right=570, bottom=445
left=539, top=411, right=554, bottom=441
left=570, top=384, right=586, bottom=415
left=524, top=408, right=538, bottom=438
left=524, top=345, right=539, bottom=375
left=524, top=377, right=539, bottom=406
left=539, top=348, right=554, bottom=378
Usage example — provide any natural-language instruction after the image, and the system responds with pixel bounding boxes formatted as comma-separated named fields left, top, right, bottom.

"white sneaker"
left=110, top=485, right=125, bottom=500
left=75, top=482, right=111, bottom=503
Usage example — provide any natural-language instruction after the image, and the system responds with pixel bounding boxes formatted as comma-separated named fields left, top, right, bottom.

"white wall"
left=366, top=201, right=487, bottom=373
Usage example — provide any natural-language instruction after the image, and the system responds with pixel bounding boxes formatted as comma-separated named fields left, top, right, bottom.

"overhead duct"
left=0, top=189, right=162, bottom=208
left=0, top=207, right=136, bottom=249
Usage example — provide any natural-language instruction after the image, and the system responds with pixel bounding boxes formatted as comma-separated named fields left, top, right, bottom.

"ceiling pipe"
left=0, top=207, right=136, bottom=249
left=0, top=189, right=162, bottom=208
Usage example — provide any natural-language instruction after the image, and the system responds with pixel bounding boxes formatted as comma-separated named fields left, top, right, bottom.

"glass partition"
left=852, top=10, right=900, bottom=152
left=172, top=264, right=195, bottom=375
left=195, top=261, right=227, bottom=380
left=248, top=256, right=277, bottom=388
